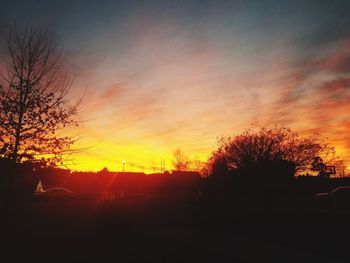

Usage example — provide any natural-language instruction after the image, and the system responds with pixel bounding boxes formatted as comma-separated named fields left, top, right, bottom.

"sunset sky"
left=1, top=1, right=350, bottom=172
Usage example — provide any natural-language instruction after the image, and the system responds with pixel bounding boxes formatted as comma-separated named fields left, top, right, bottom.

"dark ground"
left=2, top=192, right=350, bottom=263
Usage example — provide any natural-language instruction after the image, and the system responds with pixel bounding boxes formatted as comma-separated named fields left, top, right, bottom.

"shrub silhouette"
left=206, top=126, right=326, bottom=181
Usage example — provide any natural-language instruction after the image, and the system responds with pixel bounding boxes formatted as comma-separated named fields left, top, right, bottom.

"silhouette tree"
left=205, top=152, right=229, bottom=178
left=190, top=159, right=205, bottom=173
left=0, top=26, right=81, bottom=166
left=311, top=156, right=325, bottom=176
left=206, top=126, right=328, bottom=179
left=172, top=148, right=190, bottom=171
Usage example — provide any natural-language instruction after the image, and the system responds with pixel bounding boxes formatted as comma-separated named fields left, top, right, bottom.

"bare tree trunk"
left=12, top=108, right=24, bottom=163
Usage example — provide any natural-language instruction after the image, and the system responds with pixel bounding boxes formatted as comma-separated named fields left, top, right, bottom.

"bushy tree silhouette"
left=206, top=126, right=327, bottom=180
left=0, top=26, right=81, bottom=166
left=206, top=153, right=229, bottom=178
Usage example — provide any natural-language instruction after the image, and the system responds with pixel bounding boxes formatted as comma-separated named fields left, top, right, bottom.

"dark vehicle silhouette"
left=34, top=187, right=75, bottom=200
left=314, top=186, right=350, bottom=210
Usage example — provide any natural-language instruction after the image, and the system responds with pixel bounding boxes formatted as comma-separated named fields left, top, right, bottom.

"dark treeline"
left=3, top=156, right=350, bottom=206
left=1, top=158, right=202, bottom=201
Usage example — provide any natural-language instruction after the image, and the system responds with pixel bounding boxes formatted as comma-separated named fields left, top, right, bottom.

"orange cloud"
left=264, top=42, right=350, bottom=170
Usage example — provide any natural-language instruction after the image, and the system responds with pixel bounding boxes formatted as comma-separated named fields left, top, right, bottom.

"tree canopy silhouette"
left=0, top=26, right=81, bottom=166
left=206, top=126, right=329, bottom=179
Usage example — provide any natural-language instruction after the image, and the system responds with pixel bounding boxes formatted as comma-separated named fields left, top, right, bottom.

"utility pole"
left=122, top=160, right=126, bottom=172
left=160, top=160, right=165, bottom=173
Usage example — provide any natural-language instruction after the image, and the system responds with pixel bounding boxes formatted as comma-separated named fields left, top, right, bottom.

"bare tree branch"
left=0, top=25, right=82, bottom=166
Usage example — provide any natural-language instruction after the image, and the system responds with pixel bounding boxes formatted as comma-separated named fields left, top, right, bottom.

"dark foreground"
left=2, top=193, right=350, bottom=263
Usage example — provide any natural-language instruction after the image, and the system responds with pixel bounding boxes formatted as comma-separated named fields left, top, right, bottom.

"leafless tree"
left=172, top=148, right=190, bottom=171
left=0, top=26, right=81, bottom=166
left=190, top=159, right=205, bottom=172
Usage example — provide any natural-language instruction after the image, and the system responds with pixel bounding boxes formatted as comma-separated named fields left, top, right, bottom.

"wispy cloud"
left=263, top=40, right=350, bottom=165
left=3, top=1, right=350, bottom=171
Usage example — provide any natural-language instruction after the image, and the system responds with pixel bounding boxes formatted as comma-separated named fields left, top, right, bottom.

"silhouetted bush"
left=206, top=126, right=328, bottom=182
